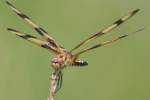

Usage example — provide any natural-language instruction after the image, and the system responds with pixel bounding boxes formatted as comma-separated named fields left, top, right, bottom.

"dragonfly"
left=6, top=1, right=143, bottom=96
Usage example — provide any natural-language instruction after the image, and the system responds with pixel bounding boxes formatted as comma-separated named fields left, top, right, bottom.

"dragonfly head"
left=51, top=54, right=67, bottom=70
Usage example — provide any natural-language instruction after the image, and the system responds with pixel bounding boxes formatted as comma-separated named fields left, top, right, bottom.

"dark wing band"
left=71, top=9, right=140, bottom=52
left=6, top=1, right=62, bottom=53
left=8, top=28, right=60, bottom=54
left=74, top=28, right=144, bottom=56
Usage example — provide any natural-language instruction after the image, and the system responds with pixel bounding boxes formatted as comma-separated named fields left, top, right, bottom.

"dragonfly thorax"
left=51, top=53, right=73, bottom=70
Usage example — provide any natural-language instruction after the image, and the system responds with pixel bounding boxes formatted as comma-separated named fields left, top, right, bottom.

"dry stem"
left=47, top=73, right=58, bottom=100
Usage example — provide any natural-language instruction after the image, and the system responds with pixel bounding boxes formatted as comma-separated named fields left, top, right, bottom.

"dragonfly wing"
left=8, top=28, right=60, bottom=54
left=75, top=28, right=144, bottom=56
left=6, top=1, right=63, bottom=53
left=71, top=9, right=140, bottom=52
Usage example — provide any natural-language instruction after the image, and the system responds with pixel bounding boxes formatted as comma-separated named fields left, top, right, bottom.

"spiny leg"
left=71, top=9, right=140, bottom=52
left=7, top=28, right=59, bottom=53
left=75, top=28, right=144, bottom=56
left=5, top=1, right=60, bottom=50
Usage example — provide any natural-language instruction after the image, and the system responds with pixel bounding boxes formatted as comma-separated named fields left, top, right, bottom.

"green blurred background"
left=0, top=0, right=150, bottom=100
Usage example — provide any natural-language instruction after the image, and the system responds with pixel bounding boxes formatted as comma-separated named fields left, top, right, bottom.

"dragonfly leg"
left=50, top=71, right=63, bottom=94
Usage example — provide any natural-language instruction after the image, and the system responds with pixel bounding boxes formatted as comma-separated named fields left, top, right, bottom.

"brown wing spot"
left=34, top=27, right=44, bottom=36
left=114, top=19, right=124, bottom=26
left=7, top=28, right=18, bottom=32
left=34, top=28, right=58, bottom=47
left=16, top=13, right=30, bottom=19
left=118, top=34, right=128, bottom=39
left=7, top=28, right=36, bottom=39
left=41, top=44, right=51, bottom=49
left=20, top=34, right=37, bottom=39
left=132, top=9, right=140, bottom=15
left=48, top=39, right=58, bottom=48
left=6, top=1, right=14, bottom=7
left=39, top=27, right=47, bottom=34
